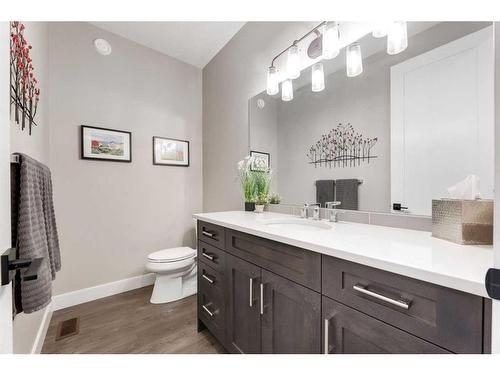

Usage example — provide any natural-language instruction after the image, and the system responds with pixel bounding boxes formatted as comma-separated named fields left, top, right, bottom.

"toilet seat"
left=147, top=247, right=196, bottom=263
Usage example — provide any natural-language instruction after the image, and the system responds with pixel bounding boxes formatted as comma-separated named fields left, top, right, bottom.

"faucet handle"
left=325, top=201, right=341, bottom=209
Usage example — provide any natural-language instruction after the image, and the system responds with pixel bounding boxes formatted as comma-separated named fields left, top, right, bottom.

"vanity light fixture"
left=287, top=44, right=301, bottom=79
left=346, top=42, right=363, bottom=77
left=322, top=22, right=340, bottom=60
left=387, top=21, right=408, bottom=55
left=311, top=62, right=325, bottom=92
left=266, top=66, right=279, bottom=95
left=282, top=79, right=293, bottom=101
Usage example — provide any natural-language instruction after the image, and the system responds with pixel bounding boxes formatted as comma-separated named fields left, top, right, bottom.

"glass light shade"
left=372, top=22, right=388, bottom=38
left=282, top=79, right=293, bottom=101
left=287, top=44, right=300, bottom=79
left=311, top=63, right=325, bottom=92
left=346, top=43, right=363, bottom=77
left=266, top=66, right=279, bottom=95
left=322, top=22, right=340, bottom=60
left=387, top=21, right=408, bottom=55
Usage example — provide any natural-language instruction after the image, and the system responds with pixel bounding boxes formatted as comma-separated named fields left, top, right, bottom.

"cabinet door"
left=322, top=297, right=450, bottom=354
left=261, top=270, right=321, bottom=353
left=226, top=254, right=261, bottom=353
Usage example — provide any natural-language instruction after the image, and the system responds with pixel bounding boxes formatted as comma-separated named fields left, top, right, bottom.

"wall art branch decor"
left=10, top=21, right=40, bottom=135
left=307, top=123, right=378, bottom=168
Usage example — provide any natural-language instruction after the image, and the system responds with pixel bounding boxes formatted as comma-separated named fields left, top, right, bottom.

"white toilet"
left=145, top=246, right=197, bottom=304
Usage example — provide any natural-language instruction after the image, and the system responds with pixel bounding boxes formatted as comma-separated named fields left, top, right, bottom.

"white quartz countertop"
left=193, top=211, right=494, bottom=298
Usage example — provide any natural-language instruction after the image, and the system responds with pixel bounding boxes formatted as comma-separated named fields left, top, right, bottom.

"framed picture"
left=250, top=150, right=270, bottom=172
left=81, top=125, right=132, bottom=162
left=153, top=137, right=190, bottom=167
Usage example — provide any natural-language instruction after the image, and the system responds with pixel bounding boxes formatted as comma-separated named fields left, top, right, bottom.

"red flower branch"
left=10, top=21, right=40, bottom=135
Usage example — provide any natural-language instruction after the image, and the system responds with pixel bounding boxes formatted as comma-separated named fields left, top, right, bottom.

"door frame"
left=0, top=21, right=13, bottom=354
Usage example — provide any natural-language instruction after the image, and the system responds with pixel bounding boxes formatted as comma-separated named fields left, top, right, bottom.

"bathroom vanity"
left=195, top=211, right=492, bottom=354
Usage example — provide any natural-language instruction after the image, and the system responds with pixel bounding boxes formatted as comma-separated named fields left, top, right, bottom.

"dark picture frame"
left=81, top=125, right=132, bottom=162
left=250, top=150, right=270, bottom=172
left=153, top=136, right=190, bottom=167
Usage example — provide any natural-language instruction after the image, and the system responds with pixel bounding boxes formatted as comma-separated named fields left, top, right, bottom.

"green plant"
left=254, top=170, right=271, bottom=196
left=269, top=192, right=282, bottom=204
left=237, top=156, right=256, bottom=202
left=255, top=193, right=269, bottom=205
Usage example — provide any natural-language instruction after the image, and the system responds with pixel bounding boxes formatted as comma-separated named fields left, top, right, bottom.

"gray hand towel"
left=16, top=154, right=61, bottom=313
left=335, top=179, right=359, bottom=210
left=316, top=180, right=335, bottom=207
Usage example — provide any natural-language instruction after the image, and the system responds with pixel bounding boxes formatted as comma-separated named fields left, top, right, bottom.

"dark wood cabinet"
left=322, top=297, right=450, bottom=354
left=196, top=220, right=491, bottom=355
left=261, top=270, right=321, bottom=354
left=226, top=254, right=261, bottom=353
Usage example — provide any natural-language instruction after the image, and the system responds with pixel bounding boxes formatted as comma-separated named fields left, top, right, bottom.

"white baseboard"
left=52, top=273, right=155, bottom=311
left=32, top=302, right=53, bottom=354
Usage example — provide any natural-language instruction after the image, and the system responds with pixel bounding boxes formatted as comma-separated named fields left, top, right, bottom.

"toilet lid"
left=148, top=247, right=196, bottom=263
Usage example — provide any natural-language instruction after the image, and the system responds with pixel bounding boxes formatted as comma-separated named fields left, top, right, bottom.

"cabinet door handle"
left=202, top=273, right=214, bottom=284
left=202, top=304, right=214, bottom=317
left=202, top=230, right=215, bottom=238
left=353, top=284, right=410, bottom=310
left=260, top=283, right=264, bottom=315
left=249, top=278, right=254, bottom=307
left=324, top=319, right=329, bottom=354
left=201, top=251, right=214, bottom=261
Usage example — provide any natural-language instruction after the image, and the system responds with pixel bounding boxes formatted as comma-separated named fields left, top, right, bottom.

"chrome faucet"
left=300, top=203, right=320, bottom=219
left=326, top=201, right=342, bottom=222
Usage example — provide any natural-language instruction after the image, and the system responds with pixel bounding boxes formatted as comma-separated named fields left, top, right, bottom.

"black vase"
left=244, top=202, right=255, bottom=212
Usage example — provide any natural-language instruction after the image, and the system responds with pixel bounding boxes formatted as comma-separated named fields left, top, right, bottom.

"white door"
left=0, top=21, right=13, bottom=354
left=391, top=26, right=494, bottom=216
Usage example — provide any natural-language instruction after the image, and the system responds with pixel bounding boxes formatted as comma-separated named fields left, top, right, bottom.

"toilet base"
left=150, top=265, right=197, bottom=304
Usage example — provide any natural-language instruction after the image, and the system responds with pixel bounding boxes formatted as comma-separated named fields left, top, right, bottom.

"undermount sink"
left=261, top=218, right=332, bottom=231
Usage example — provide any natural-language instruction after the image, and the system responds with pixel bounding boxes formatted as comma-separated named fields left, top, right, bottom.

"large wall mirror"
left=249, top=22, right=494, bottom=216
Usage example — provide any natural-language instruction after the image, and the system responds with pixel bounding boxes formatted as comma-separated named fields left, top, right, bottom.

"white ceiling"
left=90, top=22, right=245, bottom=68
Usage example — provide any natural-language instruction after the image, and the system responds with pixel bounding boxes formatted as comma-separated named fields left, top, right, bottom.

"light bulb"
left=266, top=66, right=279, bottom=95
left=372, top=22, right=388, bottom=38
left=346, top=43, right=363, bottom=77
left=282, top=79, right=293, bottom=102
left=322, top=22, right=340, bottom=60
left=287, top=44, right=300, bottom=79
left=311, top=63, right=325, bottom=92
left=387, top=21, right=408, bottom=55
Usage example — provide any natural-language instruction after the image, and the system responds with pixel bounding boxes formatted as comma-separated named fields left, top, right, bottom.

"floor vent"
left=55, top=317, right=80, bottom=341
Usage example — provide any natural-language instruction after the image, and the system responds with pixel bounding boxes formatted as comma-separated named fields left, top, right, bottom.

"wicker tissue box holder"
left=432, top=199, right=493, bottom=245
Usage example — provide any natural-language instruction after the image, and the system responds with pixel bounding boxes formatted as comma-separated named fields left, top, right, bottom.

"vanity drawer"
left=322, top=256, right=484, bottom=353
left=198, top=261, right=225, bottom=298
left=198, top=281, right=226, bottom=345
left=225, top=229, right=321, bottom=291
left=198, top=241, right=226, bottom=274
left=198, top=221, right=226, bottom=250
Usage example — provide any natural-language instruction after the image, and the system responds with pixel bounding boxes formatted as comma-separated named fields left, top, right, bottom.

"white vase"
left=254, top=204, right=265, bottom=213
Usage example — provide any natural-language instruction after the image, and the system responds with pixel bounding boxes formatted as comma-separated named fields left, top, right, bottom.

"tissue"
left=447, top=175, right=481, bottom=200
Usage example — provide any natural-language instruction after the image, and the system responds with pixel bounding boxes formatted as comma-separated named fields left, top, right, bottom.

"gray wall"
left=248, top=22, right=491, bottom=212
left=48, top=23, right=202, bottom=295
left=202, top=22, right=318, bottom=211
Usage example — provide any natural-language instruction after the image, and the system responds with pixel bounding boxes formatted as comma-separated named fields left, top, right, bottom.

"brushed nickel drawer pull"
left=260, top=283, right=264, bottom=315
left=353, top=284, right=410, bottom=310
left=202, top=304, right=214, bottom=317
left=201, top=251, right=214, bottom=261
left=202, top=273, right=214, bottom=284
left=202, top=230, right=215, bottom=238
left=249, top=278, right=254, bottom=307
left=324, top=319, right=329, bottom=354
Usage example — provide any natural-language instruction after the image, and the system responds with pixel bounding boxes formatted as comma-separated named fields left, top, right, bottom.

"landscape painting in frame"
left=153, top=136, right=189, bottom=167
left=81, top=125, right=131, bottom=162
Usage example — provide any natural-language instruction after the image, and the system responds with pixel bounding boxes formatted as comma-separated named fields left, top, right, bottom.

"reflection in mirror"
left=249, top=22, right=494, bottom=216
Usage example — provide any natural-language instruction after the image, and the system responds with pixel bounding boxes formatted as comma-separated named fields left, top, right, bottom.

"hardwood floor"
left=42, top=286, right=226, bottom=354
